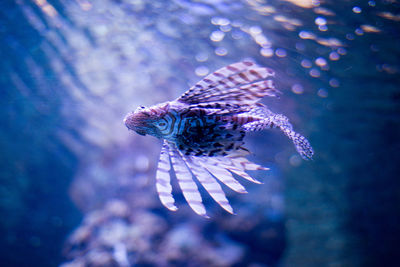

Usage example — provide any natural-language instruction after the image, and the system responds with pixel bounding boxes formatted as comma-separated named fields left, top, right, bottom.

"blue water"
left=1, top=0, right=399, bottom=266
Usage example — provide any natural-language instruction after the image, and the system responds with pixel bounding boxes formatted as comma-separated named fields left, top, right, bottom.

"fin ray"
left=156, top=140, right=177, bottom=211
left=207, top=157, right=262, bottom=184
left=177, top=61, right=279, bottom=105
left=198, top=157, right=247, bottom=193
left=178, top=152, right=234, bottom=214
left=167, top=142, right=208, bottom=217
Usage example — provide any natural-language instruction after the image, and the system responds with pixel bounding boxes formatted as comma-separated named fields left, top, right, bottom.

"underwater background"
left=1, top=0, right=399, bottom=266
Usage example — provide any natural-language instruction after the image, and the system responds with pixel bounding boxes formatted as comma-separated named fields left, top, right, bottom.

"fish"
left=124, top=61, right=313, bottom=217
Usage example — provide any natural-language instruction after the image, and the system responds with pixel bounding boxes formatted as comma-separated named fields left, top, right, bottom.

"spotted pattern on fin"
left=242, top=113, right=314, bottom=160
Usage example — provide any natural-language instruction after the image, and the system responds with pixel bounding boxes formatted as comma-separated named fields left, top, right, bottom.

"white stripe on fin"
left=156, top=140, right=177, bottom=211
left=168, top=142, right=208, bottom=217
left=198, top=157, right=247, bottom=194
left=179, top=153, right=234, bottom=214
left=229, top=156, right=269, bottom=171
left=208, top=157, right=263, bottom=184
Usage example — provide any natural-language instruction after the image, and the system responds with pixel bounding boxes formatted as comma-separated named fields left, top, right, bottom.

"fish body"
left=124, top=61, right=313, bottom=216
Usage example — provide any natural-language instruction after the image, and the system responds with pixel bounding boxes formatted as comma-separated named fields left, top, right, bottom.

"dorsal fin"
left=177, top=61, right=281, bottom=105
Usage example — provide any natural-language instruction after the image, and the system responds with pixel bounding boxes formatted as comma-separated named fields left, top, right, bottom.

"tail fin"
left=243, top=111, right=314, bottom=160
left=280, top=126, right=314, bottom=160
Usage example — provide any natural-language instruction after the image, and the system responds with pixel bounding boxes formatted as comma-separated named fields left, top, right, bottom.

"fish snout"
left=123, top=112, right=134, bottom=129
left=124, top=111, right=148, bottom=136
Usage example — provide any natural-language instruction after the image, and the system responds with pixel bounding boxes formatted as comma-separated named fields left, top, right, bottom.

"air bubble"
left=215, top=47, right=228, bottom=56
left=337, top=48, right=347, bottom=55
left=329, top=51, right=340, bottom=61
left=249, top=26, right=262, bottom=35
left=301, top=59, right=312, bottom=68
left=355, top=28, right=364, bottom=35
left=315, top=17, right=327, bottom=26
left=315, top=57, right=327, bottom=67
left=195, top=66, right=209, bottom=76
left=220, top=25, right=231, bottom=32
left=346, top=33, right=355, bottom=40
left=309, top=68, right=321, bottom=77
left=260, top=47, right=274, bottom=57
left=275, top=48, right=287, bottom=57
left=352, top=6, right=362, bottom=13
left=291, top=84, right=304, bottom=94
left=299, top=31, right=316, bottom=39
left=210, top=31, right=225, bottom=42
left=329, top=78, right=340, bottom=87
left=195, top=53, right=208, bottom=62
left=318, top=25, right=328, bottom=31
left=289, top=155, right=302, bottom=167
left=211, top=17, right=230, bottom=26
left=317, top=88, right=328, bottom=98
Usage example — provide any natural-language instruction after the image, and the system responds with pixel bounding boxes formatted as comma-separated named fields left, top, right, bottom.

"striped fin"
left=167, top=142, right=208, bottom=217
left=156, top=140, right=177, bottom=211
left=178, top=152, right=234, bottom=214
left=190, top=80, right=278, bottom=105
left=242, top=113, right=285, bottom=132
left=177, top=61, right=280, bottom=105
left=207, top=157, right=262, bottom=184
left=198, top=157, right=247, bottom=194
left=187, top=103, right=248, bottom=116
left=229, top=156, right=269, bottom=171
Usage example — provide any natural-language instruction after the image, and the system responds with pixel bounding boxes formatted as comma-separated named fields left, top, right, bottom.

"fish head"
left=124, top=103, right=169, bottom=138
left=124, top=106, right=153, bottom=136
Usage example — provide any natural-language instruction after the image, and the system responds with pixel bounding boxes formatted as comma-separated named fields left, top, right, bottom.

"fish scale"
left=124, top=61, right=314, bottom=216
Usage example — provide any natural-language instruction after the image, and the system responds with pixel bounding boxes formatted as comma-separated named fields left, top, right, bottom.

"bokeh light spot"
left=315, top=17, right=326, bottom=26
left=275, top=48, right=287, bottom=57
left=215, top=47, right=228, bottom=56
left=291, top=84, right=304, bottom=94
left=329, top=78, right=340, bottom=87
left=337, top=47, right=347, bottom=55
left=317, top=88, right=328, bottom=97
left=352, top=6, right=362, bottom=14
left=329, top=51, right=340, bottom=61
left=195, top=53, right=208, bottom=62
left=301, top=59, right=312, bottom=68
left=355, top=28, right=364, bottom=35
left=260, top=47, right=274, bottom=57
left=210, top=31, right=225, bottom=42
left=195, top=66, right=209, bottom=76
left=289, top=155, right=302, bottom=167
left=315, top=57, right=327, bottom=67
left=309, top=68, right=321, bottom=77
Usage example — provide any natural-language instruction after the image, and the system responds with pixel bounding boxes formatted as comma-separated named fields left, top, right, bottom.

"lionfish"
left=124, top=61, right=313, bottom=217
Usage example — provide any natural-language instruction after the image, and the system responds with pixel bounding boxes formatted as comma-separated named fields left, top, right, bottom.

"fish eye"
left=135, top=106, right=146, bottom=112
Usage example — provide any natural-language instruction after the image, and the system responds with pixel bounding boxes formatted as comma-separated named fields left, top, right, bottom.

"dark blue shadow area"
left=0, top=1, right=82, bottom=266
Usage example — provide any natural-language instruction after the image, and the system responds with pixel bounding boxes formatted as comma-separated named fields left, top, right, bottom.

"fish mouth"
left=123, top=113, right=133, bottom=128
left=135, top=130, right=146, bottom=136
left=124, top=112, right=147, bottom=136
